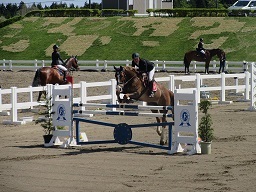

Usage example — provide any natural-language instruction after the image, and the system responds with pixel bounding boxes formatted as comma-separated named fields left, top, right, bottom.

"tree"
left=0, top=3, right=6, bottom=17
left=196, top=0, right=207, bottom=8
left=18, top=1, right=27, bottom=16
left=5, top=3, right=18, bottom=18
left=70, top=3, right=75, bottom=8
left=37, top=3, right=43, bottom=10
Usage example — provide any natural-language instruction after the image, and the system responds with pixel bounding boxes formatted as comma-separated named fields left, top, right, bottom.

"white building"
left=102, top=0, right=173, bottom=15
left=133, top=0, right=173, bottom=14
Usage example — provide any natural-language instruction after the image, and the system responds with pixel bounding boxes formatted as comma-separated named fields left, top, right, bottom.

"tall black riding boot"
left=148, top=81, right=154, bottom=98
left=63, top=71, right=67, bottom=83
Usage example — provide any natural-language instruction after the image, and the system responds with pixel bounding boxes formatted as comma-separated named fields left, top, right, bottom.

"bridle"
left=116, top=68, right=137, bottom=87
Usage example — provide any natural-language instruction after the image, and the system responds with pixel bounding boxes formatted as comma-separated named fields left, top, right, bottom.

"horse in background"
left=32, top=55, right=79, bottom=101
left=183, top=48, right=226, bottom=74
left=114, top=66, right=174, bottom=145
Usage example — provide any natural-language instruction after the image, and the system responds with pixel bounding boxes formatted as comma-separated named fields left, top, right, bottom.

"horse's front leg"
left=123, top=92, right=140, bottom=103
left=152, top=109, right=167, bottom=145
left=123, top=94, right=135, bottom=103
left=185, top=64, right=190, bottom=75
left=116, top=87, right=123, bottom=103
left=160, top=110, right=168, bottom=145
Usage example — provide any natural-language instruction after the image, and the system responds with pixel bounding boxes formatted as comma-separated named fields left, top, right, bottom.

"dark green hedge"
left=0, top=16, right=23, bottom=28
left=228, top=9, right=256, bottom=17
left=148, top=8, right=229, bottom=17
left=101, top=9, right=136, bottom=16
left=25, top=9, right=101, bottom=17
left=25, top=9, right=136, bottom=17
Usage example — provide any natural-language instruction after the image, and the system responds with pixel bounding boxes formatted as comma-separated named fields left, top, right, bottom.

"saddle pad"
left=153, top=81, right=157, bottom=91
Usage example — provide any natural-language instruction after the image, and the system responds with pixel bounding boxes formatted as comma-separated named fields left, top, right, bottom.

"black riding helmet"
left=53, top=44, right=59, bottom=49
left=132, top=53, right=139, bottom=59
left=200, top=38, right=203, bottom=42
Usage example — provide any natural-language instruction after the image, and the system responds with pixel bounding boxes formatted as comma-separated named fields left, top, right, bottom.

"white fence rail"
left=0, top=59, right=251, bottom=73
left=1, top=64, right=255, bottom=125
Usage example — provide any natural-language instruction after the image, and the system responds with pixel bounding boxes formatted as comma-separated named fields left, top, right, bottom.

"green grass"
left=0, top=16, right=256, bottom=61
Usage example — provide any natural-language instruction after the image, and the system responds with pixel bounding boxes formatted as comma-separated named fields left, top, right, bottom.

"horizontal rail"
left=74, top=110, right=173, bottom=118
left=73, top=103, right=173, bottom=110
left=0, top=59, right=251, bottom=72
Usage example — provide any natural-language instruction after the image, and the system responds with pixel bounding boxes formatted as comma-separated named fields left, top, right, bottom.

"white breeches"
left=57, top=65, right=67, bottom=71
left=148, top=67, right=155, bottom=81
left=200, top=50, right=205, bottom=55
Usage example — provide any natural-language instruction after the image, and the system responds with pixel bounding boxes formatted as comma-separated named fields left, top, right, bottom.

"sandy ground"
left=0, top=70, right=256, bottom=192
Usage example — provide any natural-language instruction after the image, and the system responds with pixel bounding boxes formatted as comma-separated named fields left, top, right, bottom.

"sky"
left=1, top=0, right=102, bottom=7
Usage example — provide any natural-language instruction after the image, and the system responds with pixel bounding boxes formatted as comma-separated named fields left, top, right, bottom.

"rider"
left=197, top=38, right=206, bottom=59
left=131, top=53, right=156, bottom=98
left=51, top=44, right=67, bottom=83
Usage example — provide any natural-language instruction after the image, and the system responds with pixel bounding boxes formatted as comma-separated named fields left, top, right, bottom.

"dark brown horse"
left=114, top=66, right=174, bottom=145
left=32, top=56, right=79, bottom=101
left=184, top=48, right=226, bottom=74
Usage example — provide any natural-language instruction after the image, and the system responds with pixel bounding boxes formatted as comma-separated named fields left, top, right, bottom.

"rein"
left=122, top=74, right=137, bottom=86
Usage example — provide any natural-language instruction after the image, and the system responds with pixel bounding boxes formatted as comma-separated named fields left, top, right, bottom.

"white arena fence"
left=0, top=62, right=255, bottom=125
left=0, top=59, right=252, bottom=73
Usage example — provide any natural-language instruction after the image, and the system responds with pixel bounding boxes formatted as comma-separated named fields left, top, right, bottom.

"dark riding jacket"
left=51, top=51, right=64, bottom=67
left=132, top=58, right=155, bottom=73
left=197, top=41, right=205, bottom=51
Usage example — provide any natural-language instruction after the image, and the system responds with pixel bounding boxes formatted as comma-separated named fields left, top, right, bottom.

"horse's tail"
left=169, top=90, right=175, bottom=120
left=32, top=68, right=41, bottom=87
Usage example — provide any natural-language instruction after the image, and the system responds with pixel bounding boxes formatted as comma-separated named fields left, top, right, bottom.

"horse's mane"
left=124, top=66, right=138, bottom=75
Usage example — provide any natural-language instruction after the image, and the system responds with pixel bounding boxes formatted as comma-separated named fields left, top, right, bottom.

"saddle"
left=52, top=66, right=64, bottom=76
left=141, top=72, right=157, bottom=92
left=196, top=51, right=206, bottom=59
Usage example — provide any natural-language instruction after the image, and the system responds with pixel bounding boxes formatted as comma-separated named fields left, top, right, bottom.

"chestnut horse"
left=114, top=66, right=174, bottom=145
left=32, top=56, right=79, bottom=101
left=184, top=48, right=226, bottom=74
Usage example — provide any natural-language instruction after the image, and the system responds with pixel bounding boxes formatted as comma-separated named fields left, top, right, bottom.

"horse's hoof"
left=160, top=140, right=167, bottom=146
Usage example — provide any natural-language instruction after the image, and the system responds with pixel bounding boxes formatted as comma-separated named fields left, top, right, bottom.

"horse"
left=32, top=56, right=79, bottom=101
left=183, top=48, right=226, bottom=74
left=114, top=66, right=174, bottom=145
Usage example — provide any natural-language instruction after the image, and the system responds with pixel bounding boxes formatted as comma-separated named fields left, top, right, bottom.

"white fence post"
left=221, top=73, right=226, bottom=102
left=96, top=59, right=99, bottom=69
left=11, top=87, right=17, bottom=123
left=245, top=71, right=250, bottom=101
left=193, top=61, right=196, bottom=73
left=9, top=60, right=12, bottom=71
left=249, top=63, right=256, bottom=110
left=196, top=73, right=201, bottom=103
left=28, top=86, right=33, bottom=109
left=126, top=59, right=129, bottom=66
left=168, top=75, right=174, bottom=92
left=3, top=59, right=6, bottom=70
left=110, top=79, right=117, bottom=105
left=80, top=81, right=87, bottom=111
left=34, top=59, right=38, bottom=69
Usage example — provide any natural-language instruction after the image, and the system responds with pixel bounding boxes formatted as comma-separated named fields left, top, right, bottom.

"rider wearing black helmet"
left=51, top=44, right=67, bottom=82
left=197, top=38, right=206, bottom=58
left=131, top=53, right=156, bottom=98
